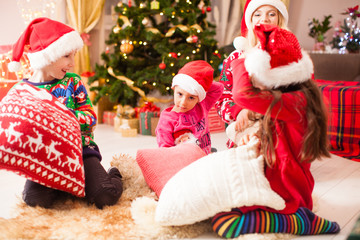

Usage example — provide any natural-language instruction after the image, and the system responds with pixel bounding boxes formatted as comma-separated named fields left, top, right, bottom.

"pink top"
left=155, top=82, right=223, bottom=154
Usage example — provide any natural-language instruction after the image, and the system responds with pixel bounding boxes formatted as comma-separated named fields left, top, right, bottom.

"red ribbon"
left=81, top=71, right=95, bottom=77
left=81, top=33, right=92, bottom=46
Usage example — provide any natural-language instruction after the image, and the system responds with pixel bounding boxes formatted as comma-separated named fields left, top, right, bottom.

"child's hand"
left=238, top=132, right=259, bottom=146
left=235, top=109, right=249, bottom=132
left=178, top=135, right=191, bottom=143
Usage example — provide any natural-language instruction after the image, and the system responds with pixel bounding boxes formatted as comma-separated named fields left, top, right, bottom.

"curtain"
left=209, top=0, right=290, bottom=48
left=66, top=0, right=105, bottom=74
left=208, top=0, right=242, bottom=47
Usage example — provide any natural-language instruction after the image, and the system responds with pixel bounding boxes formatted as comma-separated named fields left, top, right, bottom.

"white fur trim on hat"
left=244, top=48, right=313, bottom=89
left=27, top=31, right=83, bottom=70
left=172, top=73, right=206, bottom=102
left=245, top=0, right=288, bottom=30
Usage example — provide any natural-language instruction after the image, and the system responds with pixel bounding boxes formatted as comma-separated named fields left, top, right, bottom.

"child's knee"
left=93, top=184, right=123, bottom=209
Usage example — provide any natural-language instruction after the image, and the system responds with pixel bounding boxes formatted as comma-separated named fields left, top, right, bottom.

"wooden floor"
left=0, top=124, right=359, bottom=240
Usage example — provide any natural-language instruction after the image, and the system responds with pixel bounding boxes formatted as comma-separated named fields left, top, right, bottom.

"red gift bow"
left=139, top=102, right=160, bottom=113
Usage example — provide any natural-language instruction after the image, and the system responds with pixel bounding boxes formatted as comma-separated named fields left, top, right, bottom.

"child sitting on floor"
left=8, top=17, right=123, bottom=209
left=211, top=23, right=340, bottom=238
left=155, top=60, right=223, bottom=154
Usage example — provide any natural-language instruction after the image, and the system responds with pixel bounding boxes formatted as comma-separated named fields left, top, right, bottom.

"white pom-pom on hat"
left=8, top=61, right=22, bottom=72
left=244, top=48, right=271, bottom=76
left=233, top=36, right=250, bottom=51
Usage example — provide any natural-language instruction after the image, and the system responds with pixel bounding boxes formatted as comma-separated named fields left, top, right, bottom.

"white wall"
left=0, top=1, right=26, bottom=45
left=0, top=0, right=66, bottom=45
left=288, top=0, right=359, bottom=50
left=1, top=0, right=359, bottom=50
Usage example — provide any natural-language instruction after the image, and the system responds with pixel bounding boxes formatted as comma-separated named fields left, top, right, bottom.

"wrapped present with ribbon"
left=103, top=110, right=116, bottom=125
left=139, top=102, right=160, bottom=135
left=114, top=104, right=139, bottom=132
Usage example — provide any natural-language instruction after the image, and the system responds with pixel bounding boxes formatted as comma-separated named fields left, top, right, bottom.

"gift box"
left=121, top=128, right=137, bottom=137
left=103, top=111, right=116, bottom=125
left=316, top=79, right=360, bottom=161
left=151, top=117, right=160, bottom=136
left=122, top=118, right=140, bottom=132
left=139, top=102, right=160, bottom=135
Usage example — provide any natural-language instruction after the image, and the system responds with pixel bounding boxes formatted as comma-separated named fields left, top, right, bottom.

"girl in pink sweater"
left=155, top=60, right=222, bottom=154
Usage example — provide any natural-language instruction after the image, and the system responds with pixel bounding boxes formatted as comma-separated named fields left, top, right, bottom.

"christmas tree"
left=89, top=0, right=224, bottom=107
left=330, top=5, right=360, bottom=53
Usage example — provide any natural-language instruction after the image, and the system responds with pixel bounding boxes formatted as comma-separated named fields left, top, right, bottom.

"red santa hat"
left=244, top=24, right=313, bottom=89
left=8, top=17, right=83, bottom=72
left=172, top=60, right=214, bottom=102
left=234, top=0, right=288, bottom=51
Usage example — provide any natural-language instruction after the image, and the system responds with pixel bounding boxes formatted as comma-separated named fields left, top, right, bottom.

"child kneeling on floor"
left=8, top=17, right=123, bottom=209
left=211, top=23, right=340, bottom=238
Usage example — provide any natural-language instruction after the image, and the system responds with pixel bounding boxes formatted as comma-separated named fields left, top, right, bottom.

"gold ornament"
left=186, top=36, right=193, bottom=43
left=120, top=42, right=134, bottom=54
left=113, top=25, right=121, bottom=33
left=151, top=0, right=160, bottom=10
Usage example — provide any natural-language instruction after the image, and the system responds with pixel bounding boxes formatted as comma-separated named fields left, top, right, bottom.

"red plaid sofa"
left=316, top=79, right=360, bottom=161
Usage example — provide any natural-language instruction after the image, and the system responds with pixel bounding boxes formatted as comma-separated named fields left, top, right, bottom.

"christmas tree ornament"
left=117, top=1, right=123, bottom=7
left=128, top=0, right=132, bottom=7
left=207, top=6, right=212, bottom=12
left=113, top=25, right=121, bottom=34
left=151, top=0, right=160, bottom=10
left=120, top=42, right=134, bottom=54
left=169, top=52, right=178, bottom=58
left=142, top=17, right=149, bottom=26
left=202, top=7, right=205, bottom=14
left=192, top=35, right=198, bottom=43
left=105, top=46, right=110, bottom=54
left=186, top=36, right=193, bottom=43
left=159, top=62, right=166, bottom=70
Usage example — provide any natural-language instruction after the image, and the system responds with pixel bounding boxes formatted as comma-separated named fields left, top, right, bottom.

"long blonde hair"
left=249, top=80, right=330, bottom=167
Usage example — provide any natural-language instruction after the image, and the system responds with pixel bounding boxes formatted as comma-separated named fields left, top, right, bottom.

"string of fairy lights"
left=111, top=0, right=219, bottom=89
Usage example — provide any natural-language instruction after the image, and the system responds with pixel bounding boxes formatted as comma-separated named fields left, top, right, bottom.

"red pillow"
left=136, top=143, right=206, bottom=196
left=0, top=82, right=85, bottom=197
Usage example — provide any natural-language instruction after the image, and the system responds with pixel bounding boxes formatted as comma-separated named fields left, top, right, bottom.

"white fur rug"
left=0, top=154, right=293, bottom=240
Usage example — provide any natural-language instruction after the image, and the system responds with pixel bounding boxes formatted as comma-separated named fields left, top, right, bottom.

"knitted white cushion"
left=155, top=137, right=285, bottom=226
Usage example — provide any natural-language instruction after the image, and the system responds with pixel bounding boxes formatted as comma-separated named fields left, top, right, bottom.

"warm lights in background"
left=16, top=0, right=58, bottom=25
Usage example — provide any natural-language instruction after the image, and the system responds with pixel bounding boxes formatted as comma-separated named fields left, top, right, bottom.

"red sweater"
left=231, top=58, right=314, bottom=214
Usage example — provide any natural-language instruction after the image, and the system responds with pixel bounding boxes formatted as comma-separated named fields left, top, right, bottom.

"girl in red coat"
left=211, top=23, right=340, bottom=238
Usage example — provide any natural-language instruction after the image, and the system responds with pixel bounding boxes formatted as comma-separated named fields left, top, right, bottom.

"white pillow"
left=226, top=121, right=260, bottom=146
left=155, top=137, right=285, bottom=226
